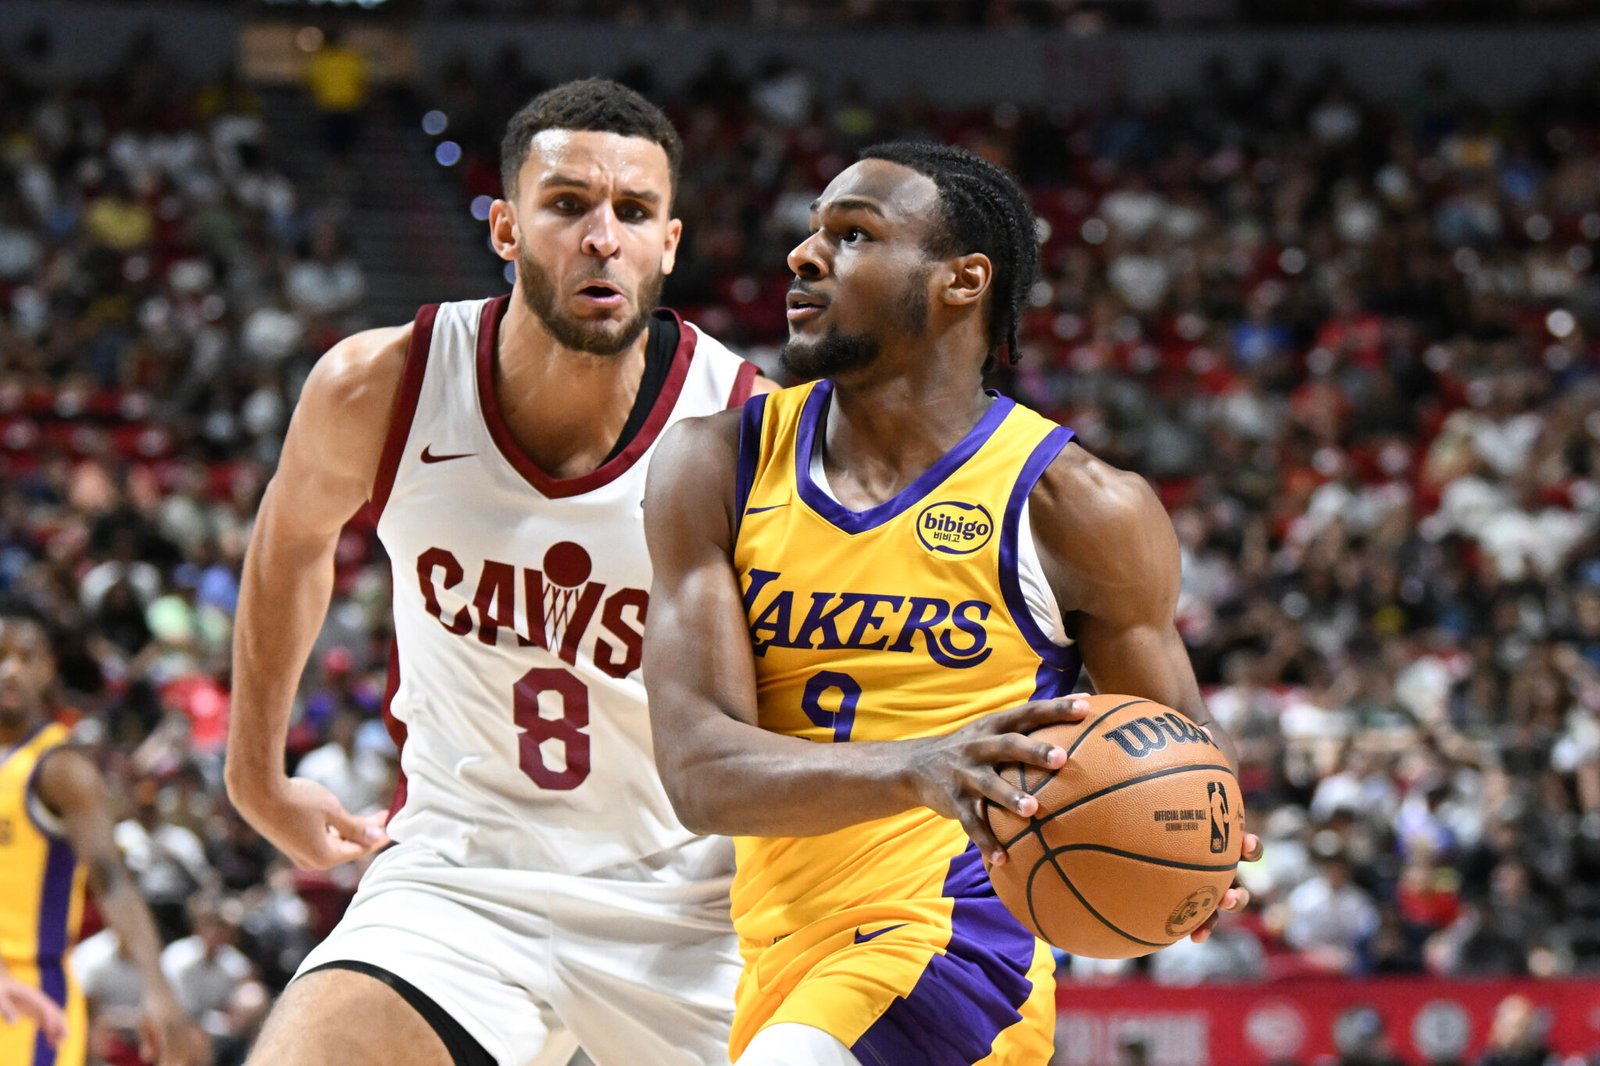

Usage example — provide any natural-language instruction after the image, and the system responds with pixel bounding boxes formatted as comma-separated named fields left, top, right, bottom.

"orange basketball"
left=984, top=694, right=1245, bottom=959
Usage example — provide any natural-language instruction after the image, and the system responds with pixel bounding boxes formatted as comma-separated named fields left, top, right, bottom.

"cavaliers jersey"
left=374, top=296, right=758, bottom=876
left=0, top=723, right=88, bottom=1066
left=728, top=380, right=1081, bottom=1064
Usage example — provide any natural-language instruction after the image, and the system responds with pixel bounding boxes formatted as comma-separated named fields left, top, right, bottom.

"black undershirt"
left=601, top=312, right=678, bottom=464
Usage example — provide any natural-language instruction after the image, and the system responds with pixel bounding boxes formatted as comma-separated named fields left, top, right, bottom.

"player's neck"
left=492, top=296, right=650, bottom=479
left=0, top=712, right=42, bottom=748
left=819, top=369, right=992, bottom=511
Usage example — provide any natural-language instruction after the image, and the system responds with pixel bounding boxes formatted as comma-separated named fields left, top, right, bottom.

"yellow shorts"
left=732, top=849, right=1056, bottom=1065
left=0, top=960, right=86, bottom=1066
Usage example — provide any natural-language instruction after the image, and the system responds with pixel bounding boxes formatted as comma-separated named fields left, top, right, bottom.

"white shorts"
left=297, top=838, right=741, bottom=1066
left=736, top=1024, right=861, bottom=1066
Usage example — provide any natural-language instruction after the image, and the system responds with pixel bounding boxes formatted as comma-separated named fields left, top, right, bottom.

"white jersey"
left=371, top=295, right=758, bottom=876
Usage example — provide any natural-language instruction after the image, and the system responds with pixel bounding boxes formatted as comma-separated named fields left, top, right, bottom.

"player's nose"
left=786, top=231, right=828, bottom=279
left=581, top=203, right=623, bottom=259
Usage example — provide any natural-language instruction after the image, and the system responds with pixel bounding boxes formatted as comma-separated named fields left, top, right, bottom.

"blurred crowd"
left=3, top=19, right=1600, bottom=1066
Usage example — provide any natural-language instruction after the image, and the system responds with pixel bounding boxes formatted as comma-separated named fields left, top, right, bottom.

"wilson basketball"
left=984, top=694, right=1245, bottom=959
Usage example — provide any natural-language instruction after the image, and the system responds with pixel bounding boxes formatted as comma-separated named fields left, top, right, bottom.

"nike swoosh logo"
left=853, top=923, right=909, bottom=944
left=746, top=503, right=789, bottom=515
left=420, top=446, right=476, bottom=464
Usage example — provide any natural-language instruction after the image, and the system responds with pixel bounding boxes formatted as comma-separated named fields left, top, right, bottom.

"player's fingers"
left=1219, top=885, right=1251, bottom=913
left=976, top=733, right=1067, bottom=773
left=1241, top=832, right=1264, bottom=863
left=21, top=987, right=66, bottom=1044
left=1190, top=912, right=1218, bottom=942
left=964, top=798, right=1010, bottom=867
left=326, top=805, right=388, bottom=847
left=1000, top=695, right=1092, bottom=734
left=0, top=993, right=18, bottom=1024
left=42, top=1008, right=67, bottom=1047
left=320, top=828, right=380, bottom=865
left=962, top=762, right=1043, bottom=818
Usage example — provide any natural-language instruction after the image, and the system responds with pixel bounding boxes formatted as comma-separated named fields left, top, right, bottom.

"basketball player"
left=225, top=80, right=768, bottom=1066
left=0, top=604, right=200, bottom=1066
left=643, top=143, right=1264, bottom=1065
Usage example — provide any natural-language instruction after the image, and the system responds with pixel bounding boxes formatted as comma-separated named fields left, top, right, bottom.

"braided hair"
left=860, top=142, right=1039, bottom=373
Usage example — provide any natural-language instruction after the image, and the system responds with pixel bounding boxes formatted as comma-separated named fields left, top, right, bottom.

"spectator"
left=160, top=894, right=267, bottom=1053
left=1277, top=839, right=1381, bottom=972
left=113, top=775, right=217, bottom=939
left=1476, top=994, right=1559, bottom=1066
left=291, top=707, right=393, bottom=817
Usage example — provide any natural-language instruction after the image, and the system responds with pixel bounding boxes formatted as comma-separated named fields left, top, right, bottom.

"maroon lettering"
left=595, top=588, right=648, bottom=678
left=417, top=548, right=471, bottom=635
left=559, top=582, right=606, bottom=665
left=472, top=560, right=518, bottom=646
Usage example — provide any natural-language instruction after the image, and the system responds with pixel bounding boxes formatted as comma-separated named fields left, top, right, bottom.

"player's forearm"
left=659, top=704, right=928, bottom=837
left=90, top=862, right=180, bottom=1006
left=225, top=522, right=339, bottom=811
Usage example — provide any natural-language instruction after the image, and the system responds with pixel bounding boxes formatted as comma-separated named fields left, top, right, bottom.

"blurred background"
left=2, top=1, right=1600, bottom=1064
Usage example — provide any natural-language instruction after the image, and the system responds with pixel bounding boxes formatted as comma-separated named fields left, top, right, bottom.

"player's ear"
left=488, top=199, right=519, bottom=263
left=661, top=216, right=683, bottom=276
left=943, top=253, right=992, bottom=308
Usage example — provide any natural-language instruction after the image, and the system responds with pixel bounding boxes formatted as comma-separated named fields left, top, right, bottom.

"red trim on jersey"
left=369, top=305, right=438, bottom=520
left=474, top=295, right=697, bottom=499
left=380, top=640, right=408, bottom=821
left=726, top=360, right=759, bottom=409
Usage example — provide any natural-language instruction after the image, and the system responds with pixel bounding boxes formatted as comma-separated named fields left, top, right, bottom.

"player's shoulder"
left=676, top=317, right=777, bottom=400
left=657, top=405, right=745, bottom=475
left=1033, top=438, right=1167, bottom=537
left=31, top=741, right=106, bottom=810
left=307, top=323, right=413, bottom=402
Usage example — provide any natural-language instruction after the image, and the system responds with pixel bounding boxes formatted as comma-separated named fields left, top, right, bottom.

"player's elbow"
left=655, top=732, right=734, bottom=836
left=657, top=748, right=714, bottom=835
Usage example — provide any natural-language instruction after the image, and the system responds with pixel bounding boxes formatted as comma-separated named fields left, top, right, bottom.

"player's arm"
left=643, top=413, right=1084, bottom=860
left=34, top=750, right=200, bottom=1066
left=0, top=957, right=67, bottom=1046
left=224, top=325, right=409, bottom=870
left=1031, top=446, right=1263, bottom=936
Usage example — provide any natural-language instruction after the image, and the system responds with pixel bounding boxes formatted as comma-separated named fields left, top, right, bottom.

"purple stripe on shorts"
left=32, top=838, right=74, bottom=1066
left=851, top=846, right=1036, bottom=1066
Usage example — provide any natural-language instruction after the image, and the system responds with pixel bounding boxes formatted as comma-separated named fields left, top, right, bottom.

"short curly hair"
left=500, top=78, right=683, bottom=201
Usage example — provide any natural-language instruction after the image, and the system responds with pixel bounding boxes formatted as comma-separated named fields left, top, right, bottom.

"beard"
left=518, top=252, right=663, bottom=357
left=779, top=326, right=880, bottom=381
left=778, top=270, right=930, bottom=381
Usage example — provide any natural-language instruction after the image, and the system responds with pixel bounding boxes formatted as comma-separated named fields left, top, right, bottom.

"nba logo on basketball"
left=1207, top=781, right=1231, bottom=854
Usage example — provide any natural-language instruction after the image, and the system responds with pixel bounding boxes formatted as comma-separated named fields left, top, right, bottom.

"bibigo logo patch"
left=914, top=500, right=995, bottom=557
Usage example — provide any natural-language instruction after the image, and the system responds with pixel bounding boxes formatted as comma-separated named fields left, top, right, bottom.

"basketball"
left=984, top=695, right=1246, bottom=959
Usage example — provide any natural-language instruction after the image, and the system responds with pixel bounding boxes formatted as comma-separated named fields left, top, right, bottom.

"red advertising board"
left=1055, top=977, right=1600, bottom=1066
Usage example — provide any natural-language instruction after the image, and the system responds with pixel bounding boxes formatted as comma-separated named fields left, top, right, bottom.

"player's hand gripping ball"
left=984, top=694, right=1246, bottom=958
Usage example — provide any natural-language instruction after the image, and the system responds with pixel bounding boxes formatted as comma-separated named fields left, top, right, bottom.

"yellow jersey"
left=0, top=722, right=88, bottom=1066
left=729, top=380, right=1080, bottom=1064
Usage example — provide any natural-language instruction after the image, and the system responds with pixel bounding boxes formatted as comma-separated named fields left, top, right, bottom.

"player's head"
left=781, top=141, right=1038, bottom=380
left=492, top=78, right=684, bottom=357
left=0, top=601, right=56, bottom=732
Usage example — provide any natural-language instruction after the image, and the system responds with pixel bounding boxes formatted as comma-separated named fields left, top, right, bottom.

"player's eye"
left=552, top=197, right=585, bottom=214
left=617, top=203, right=650, bottom=222
left=841, top=226, right=870, bottom=244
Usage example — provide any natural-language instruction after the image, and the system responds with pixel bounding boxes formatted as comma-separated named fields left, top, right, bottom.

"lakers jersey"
left=374, top=296, right=757, bottom=876
left=729, top=380, right=1081, bottom=1064
left=0, top=723, right=88, bottom=1066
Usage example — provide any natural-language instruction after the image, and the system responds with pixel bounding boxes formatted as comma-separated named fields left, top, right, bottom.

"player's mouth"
left=786, top=288, right=829, bottom=325
left=573, top=280, right=627, bottom=309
